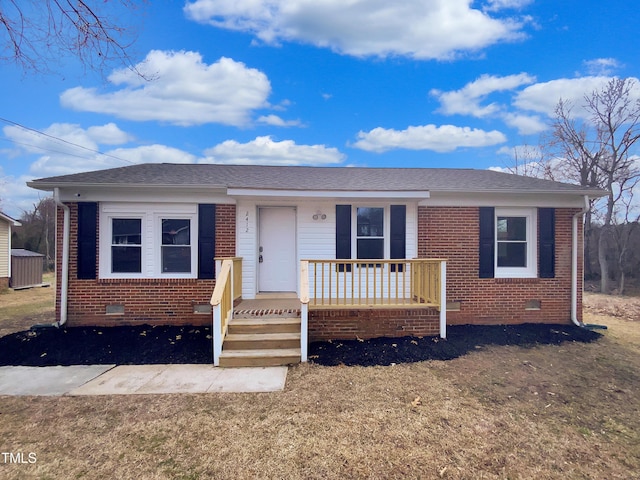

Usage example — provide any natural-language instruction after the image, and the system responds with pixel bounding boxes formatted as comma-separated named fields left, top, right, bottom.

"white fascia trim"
left=56, top=187, right=231, bottom=205
left=227, top=188, right=430, bottom=199
left=0, top=212, right=21, bottom=226
left=420, top=192, right=588, bottom=208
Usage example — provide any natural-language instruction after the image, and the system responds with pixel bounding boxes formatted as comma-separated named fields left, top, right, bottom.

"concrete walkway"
left=0, top=365, right=288, bottom=396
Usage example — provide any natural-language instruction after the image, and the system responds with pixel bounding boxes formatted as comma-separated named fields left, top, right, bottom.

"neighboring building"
left=0, top=211, right=21, bottom=290
left=10, top=249, right=45, bottom=289
left=28, top=164, right=606, bottom=365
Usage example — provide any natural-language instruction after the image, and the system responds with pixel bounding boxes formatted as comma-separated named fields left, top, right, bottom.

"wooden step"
left=218, top=348, right=301, bottom=367
left=224, top=332, right=301, bottom=350
left=228, top=317, right=301, bottom=335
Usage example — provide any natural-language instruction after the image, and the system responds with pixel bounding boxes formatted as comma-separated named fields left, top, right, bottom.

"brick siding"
left=55, top=203, right=236, bottom=327
left=417, top=206, right=582, bottom=326
left=54, top=203, right=583, bottom=333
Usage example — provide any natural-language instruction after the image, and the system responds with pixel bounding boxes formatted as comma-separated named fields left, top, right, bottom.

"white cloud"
left=202, top=136, right=345, bottom=165
left=257, top=115, right=303, bottom=127
left=3, top=122, right=161, bottom=179
left=60, top=50, right=272, bottom=127
left=106, top=145, right=197, bottom=165
left=184, top=0, right=530, bottom=60
left=483, top=0, right=534, bottom=12
left=86, top=123, right=133, bottom=145
left=514, top=76, right=616, bottom=117
left=433, top=74, right=640, bottom=134
left=583, top=58, right=623, bottom=76
left=431, top=73, right=536, bottom=117
left=502, top=112, right=547, bottom=135
left=353, top=124, right=507, bottom=153
left=0, top=170, right=45, bottom=218
left=3, top=122, right=132, bottom=164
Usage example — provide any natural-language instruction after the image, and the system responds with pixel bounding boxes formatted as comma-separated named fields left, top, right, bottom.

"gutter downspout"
left=54, top=188, right=70, bottom=327
left=571, top=195, right=589, bottom=327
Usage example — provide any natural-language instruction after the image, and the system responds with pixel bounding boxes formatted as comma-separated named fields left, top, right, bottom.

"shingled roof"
left=28, top=163, right=605, bottom=196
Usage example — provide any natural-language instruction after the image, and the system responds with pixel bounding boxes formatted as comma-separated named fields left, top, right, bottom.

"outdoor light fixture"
left=312, top=211, right=327, bottom=220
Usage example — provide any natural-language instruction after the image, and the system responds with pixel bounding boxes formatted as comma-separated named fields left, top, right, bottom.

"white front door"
left=258, top=207, right=297, bottom=292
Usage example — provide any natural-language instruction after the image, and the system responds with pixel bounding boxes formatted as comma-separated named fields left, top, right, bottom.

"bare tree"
left=0, top=0, right=146, bottom=76
left=503, top=143, right=555, bottom=179
left=546, top=78, right=640, bottom=293
left=12, top=197, right=56, bottom=270
left=545, top=99, right=603, bottom=278
left=612, top=177, right=640, bottom=294
left=589, top=79, right=640, bottom=292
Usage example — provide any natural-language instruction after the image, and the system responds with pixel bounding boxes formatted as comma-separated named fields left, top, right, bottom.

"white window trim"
left=494, top=207, right=537, bottom=279
left=351, top=205, right=390, bottom=259
left=101, top=212, right=146, bottom=279
left=154, top=213, right=197, bottom=279
left=99, top=203, right=198, bottom=279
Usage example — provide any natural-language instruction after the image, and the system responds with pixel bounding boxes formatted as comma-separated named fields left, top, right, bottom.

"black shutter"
left=198, top=204, right=216, bottom=279
left=479, top=207, right=495, bottom=278
left=336, top=204, right=352, bottom=272
left=390, top=205, right=406, bottom=272
left=77, top=202, right=97, bottom=280
left=538, top=208, right=555, bottom=278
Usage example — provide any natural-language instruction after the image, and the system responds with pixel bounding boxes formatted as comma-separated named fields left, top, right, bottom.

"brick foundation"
left=56, top=203, right=236, bottom=327
left=418, top=206, right=582, bottom=326
left=0, top=277, right=8, bottom=290
left=309, top=308, right=440, bottom=341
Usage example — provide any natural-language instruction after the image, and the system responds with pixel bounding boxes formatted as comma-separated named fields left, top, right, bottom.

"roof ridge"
left=27, top=162, right=607, bottom=196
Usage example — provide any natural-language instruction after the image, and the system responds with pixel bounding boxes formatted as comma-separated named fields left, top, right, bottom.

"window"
left=161, top=218, right=191, bottom=273
left=335, top=204, right=407, bottom=269
left=494, top=208, right=536, bottom=278
left=497, top=216, right=527, bottom=267
left=100, top=204, right=202, bottom=279
left=356, top=207, right=384, bottom=259
left=111, top=218, right=142, bottom=273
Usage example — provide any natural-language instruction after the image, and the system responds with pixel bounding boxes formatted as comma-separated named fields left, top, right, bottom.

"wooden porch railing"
left=211, top=257, right=242, bottom=365
left=303, top=259, right=446, bottom=308
left=215, top=256, right=243, bottom=302
left=301, top=258, right=447, bottom=339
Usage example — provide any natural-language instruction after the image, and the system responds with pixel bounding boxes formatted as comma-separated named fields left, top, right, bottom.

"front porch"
left=211, top=258, right=447, bottom=366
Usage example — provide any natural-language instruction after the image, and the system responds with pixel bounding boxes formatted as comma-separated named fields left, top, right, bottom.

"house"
left=28, top=164, right=606, bottom=366
left=0, top=211, right=21, bottom=290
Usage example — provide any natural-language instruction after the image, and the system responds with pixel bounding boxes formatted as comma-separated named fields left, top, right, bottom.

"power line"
left=0, top=116, right=135, bottom=165
left=0, top=136, right=113, bottom=161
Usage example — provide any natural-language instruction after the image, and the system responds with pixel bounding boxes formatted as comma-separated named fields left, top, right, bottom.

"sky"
left=1, top=0, right=639, bottom=218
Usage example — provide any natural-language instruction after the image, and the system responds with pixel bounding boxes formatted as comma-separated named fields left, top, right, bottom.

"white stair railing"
left=210, top=259, right=234, bottom=366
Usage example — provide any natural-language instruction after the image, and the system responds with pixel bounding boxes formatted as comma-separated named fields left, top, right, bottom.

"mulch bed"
left=0, top=323, right=602, bottom=367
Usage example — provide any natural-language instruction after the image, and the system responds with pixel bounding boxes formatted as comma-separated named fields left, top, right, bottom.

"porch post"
left=439, top=260, right=447, bottom=339
left=300, top=303, right=308, bottom=362
left=300, top=260, right=309, bottom=362
left=213, top=304, right=222, bottom=366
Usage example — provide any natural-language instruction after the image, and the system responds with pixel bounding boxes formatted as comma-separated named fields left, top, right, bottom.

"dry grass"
left=0, top=287, right=639, bottom=479
left=0, top=273, right=55, bottom=337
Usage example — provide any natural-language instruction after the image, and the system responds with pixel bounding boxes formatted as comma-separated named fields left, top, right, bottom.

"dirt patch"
left=309, top=324, right=601, bottom=366
left=583, top=292, right=640, bottom=321
left=0, top=325, right=213, bottom=366
left=0, top=323, right=601, bottom=367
